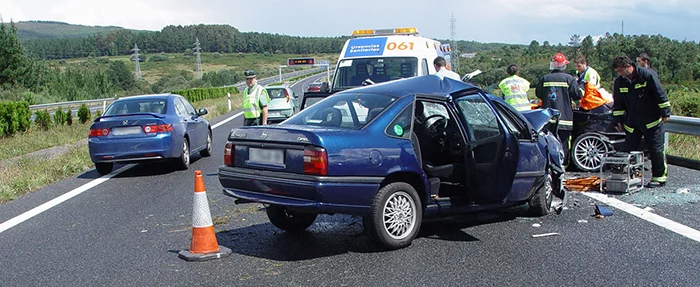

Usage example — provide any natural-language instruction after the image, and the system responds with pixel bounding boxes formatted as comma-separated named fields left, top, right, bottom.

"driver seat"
left=412, top=101, right=454, bottom=180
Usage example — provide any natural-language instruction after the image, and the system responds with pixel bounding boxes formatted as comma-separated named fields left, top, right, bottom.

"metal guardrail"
left=666, top=115, right=700, bottom=136
left=666, top=115, right=700, bottom=170
left=30, top=98, right=114, bottom=111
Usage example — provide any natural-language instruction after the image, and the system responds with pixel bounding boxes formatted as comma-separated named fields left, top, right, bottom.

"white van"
left=331, top=27, right=450, bottom=91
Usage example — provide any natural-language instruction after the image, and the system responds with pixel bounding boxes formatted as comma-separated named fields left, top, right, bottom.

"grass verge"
left=667, top=133, right=700, bottom=161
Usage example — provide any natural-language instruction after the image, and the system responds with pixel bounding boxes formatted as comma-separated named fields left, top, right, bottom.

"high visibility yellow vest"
left=498, top=75, right=531, bottom=111
left=242, top=84, right=268, bottom=119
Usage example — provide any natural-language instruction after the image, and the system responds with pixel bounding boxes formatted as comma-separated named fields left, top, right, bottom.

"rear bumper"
left=218, top=166, right=382, bottom=215
left=88, top=133, right=178, bottom=163
left=266, top=108, right=294, bottom=122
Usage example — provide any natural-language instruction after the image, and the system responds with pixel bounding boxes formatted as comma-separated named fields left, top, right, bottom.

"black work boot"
left=645, top=181, right=666, bottom=188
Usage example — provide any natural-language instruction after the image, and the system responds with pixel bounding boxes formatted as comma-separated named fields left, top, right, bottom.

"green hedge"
left=0, top=101, right=31, bottom=137
left=172, top=86, right=239, bottom=103
left=668, top=91, right=700, bottom=117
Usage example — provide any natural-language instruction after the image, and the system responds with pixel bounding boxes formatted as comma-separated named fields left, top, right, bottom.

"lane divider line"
left=582, top=192, right=700, bottom=243
left=0, top=112, right=244, bottom=234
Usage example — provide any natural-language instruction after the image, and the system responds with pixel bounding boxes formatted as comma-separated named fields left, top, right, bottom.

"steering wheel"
left=425, top=114, right=447, bottom=138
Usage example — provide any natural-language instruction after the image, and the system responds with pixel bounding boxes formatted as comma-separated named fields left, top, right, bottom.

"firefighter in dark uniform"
left=536, top=53, right=582, bottom=166
left=612, top=56, right=671, bottom=188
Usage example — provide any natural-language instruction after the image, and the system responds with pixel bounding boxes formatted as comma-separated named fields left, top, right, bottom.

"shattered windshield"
left=332, top=57, right=418, bottom=90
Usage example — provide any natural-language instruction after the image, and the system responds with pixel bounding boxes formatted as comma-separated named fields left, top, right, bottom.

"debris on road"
left=532, top=223, right=541, bottom=228
left=643, top=207, right=655, bottom=213
left=594, top=204, right=613, bottom=216
left=578, top=219, right=588, bottom=223
left=564, top=176, right=601, bottom=192
left=532, top=232, right=559, bottom=238
left=677, top=188, right=690, bottom=194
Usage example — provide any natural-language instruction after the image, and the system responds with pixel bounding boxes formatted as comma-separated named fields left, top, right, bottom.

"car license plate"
left=248, top=148, right=284, bottom=165
left=269, top=111, right=280, bottom=116
left=111, top=126, right=142, bottom=136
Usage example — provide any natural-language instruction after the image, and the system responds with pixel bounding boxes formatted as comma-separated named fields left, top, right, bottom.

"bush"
left=95, top=110, right=102, bottom=118
left=54, top=107, right=66, bottom=125
left=149, top=54, right=169, bottom=62
left=671, top=92, right=700, bottom=117
left=66, top=110, right=73, bottom=126
left=0, top=101, right=31, bottom=137
left=172, top=86, right=239, bottom=103
left=35, top=110, right=52, bottom=131
left=78, top=104, right=91, bottom=124
left=95, top=57, right=110, bottom=64
left=213, top=52, right=221, bottom=58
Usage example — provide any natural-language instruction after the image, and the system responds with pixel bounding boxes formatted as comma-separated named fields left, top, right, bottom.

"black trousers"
left=557, top=129, right=571, bottom=166
left=244, top=117, right=260, bottom=126
left=623, top=122, right=667, bottom=182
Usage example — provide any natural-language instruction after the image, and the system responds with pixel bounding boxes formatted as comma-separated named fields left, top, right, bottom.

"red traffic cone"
left=178, top=170, right=231, bottom=261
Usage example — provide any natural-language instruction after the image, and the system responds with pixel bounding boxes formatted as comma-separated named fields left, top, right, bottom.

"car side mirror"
left=321, top=82, right=330, bottom=93
left=197, top=108, right=208, bottom=116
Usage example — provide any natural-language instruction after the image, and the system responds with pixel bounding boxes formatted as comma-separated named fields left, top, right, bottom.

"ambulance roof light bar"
left=351, top=27, right=419, bottom=38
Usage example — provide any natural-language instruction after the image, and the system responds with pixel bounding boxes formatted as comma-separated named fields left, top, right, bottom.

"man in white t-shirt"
left=433, top=56, right=461, bottom=81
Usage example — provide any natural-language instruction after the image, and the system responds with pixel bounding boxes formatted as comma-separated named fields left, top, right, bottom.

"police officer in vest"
left=612, top=56, right=671, bottom=188
left=242, top=70, right=270, bottom=126
left=536, top=53, right=582, bottom=166
left=498, top=64, right=531, bottom=111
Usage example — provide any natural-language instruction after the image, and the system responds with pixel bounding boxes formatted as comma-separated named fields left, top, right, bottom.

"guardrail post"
left=103, top=100, right=107, bottom=113
left=227, top=93, right=232, bottom=111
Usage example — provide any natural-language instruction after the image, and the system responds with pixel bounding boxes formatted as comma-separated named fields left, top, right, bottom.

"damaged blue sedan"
left=218, top=75, right=566, bottom=249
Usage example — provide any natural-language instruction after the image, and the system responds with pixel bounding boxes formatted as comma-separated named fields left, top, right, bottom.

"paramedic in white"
left=433, top=56, right=461, bottom=80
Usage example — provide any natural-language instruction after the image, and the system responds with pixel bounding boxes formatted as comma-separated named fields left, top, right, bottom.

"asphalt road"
left=1, top=76, right=699, bottom=286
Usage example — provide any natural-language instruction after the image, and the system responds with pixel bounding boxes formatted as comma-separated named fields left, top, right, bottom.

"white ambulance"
left=330, top=27, right=452, bottom=91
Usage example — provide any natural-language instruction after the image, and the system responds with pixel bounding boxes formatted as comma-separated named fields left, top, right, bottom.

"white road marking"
left=0, top=112, right=244, bottom=234
left=582, top=192, right=700, bottom=243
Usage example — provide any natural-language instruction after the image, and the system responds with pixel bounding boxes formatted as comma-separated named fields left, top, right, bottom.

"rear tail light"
left=143, top=124, right=173, bottom=134
left=89, top=128, right=110, bottom=137
left=284, top=89, right=290, bottom=103
left=224, top=142, right=234, bottom=166
left=303, top=147, right=327, bottom=175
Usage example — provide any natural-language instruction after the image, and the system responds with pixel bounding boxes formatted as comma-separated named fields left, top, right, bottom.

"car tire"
left=95, top=162, right=113, bottom=175
left=363, top=182, right=422, bottom=249
left=529, top=168, right=554, bottom=216
left=176, top=138, right=190, bottom=170
left=266, top=205, right=317, bottom=232
left=572, top=133, right=609, bottom=172
left=200, top=131, right=212, bottom=157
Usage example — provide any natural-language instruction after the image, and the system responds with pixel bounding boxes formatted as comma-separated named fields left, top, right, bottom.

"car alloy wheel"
left=364, top=182, right=422, bottom=249
left=177, top=139, right=190, bottom=170
left=200, top=131, right=212, bottom=157
left=573, top=133, right=609, bottom=172
left=529, top=169, right=553, bottom=216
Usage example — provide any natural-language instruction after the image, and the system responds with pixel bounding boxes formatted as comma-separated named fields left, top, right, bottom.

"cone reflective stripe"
left=178, top=170, right=231, bottom=261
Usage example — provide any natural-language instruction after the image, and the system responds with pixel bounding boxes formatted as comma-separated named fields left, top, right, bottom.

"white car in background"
left=265, top=86, right=298, bottom=123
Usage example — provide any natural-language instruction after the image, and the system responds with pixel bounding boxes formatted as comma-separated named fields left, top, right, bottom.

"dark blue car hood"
left=520, top=108, right=561, bottom=133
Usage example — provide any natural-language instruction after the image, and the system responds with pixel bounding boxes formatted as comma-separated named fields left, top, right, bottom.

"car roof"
left=339, top=75, right=479, bottom=99
left=115, top=94, right=174, bottom=101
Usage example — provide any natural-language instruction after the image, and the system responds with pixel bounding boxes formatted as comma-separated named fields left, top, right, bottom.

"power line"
left=450, top=13, right=457, bottom=68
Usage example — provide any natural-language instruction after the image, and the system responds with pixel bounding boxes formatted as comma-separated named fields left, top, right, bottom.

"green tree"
left=107, top=61, right=135, bottom=90
left=0, top=20, right=29, bottom=87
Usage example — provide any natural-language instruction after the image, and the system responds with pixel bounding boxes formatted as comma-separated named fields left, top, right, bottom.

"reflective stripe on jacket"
left=498, top=75, right=531, bottom=111
left=242, top=84, right=269, bottom=119
left=536, top=71, right=582, bottom=130
left=612, top=65, right=671, bottom=130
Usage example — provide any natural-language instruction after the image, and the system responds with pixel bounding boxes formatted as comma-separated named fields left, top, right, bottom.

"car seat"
left=371, top=65, right=390, bottom=83
left=411, top=101, right=454, bottom=180
left=150, top=103, right=165, bottom=114
left=400, top=62, right=414, bottom=78
left=366, top=107, right=384, bottom=123
left=313, top=107, right=343, bottom=127
left=351, top=63, right=370, bottom=86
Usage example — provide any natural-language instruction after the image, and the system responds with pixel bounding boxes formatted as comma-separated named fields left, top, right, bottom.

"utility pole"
left=131, top=44, right=142, bottom=81
left=450, top=13, right=459, bottom=72
left=194, top=38, right=202, bottom=79
left=621, top=20, right=624, bottom=36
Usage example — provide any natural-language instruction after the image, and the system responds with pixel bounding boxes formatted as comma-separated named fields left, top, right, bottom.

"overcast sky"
left=1, top=0, right=698, bottom=45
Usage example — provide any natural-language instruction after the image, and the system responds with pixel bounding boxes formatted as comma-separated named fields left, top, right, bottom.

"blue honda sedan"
left=88, top=94, right=212, bottom=175
left=218, top=76, right=565, bottom=249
